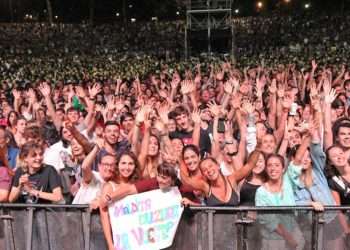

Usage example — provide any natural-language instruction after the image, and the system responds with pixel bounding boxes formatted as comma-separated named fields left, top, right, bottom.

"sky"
left=0, top=0, right=349, bottom=23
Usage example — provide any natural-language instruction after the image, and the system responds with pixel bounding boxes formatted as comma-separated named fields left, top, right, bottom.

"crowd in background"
left=1, top=11, right=350, bottom=250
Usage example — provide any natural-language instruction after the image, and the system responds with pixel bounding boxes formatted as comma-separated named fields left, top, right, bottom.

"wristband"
left=105, top=194, right=112, bottom=204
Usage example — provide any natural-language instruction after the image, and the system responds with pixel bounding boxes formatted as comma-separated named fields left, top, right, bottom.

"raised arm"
left=191, top=109, right=201, bottom=148
left=230, top=150, right=260, bottom=183
left=99, top=183, right=116, bottom=250
left=81, top=144, right=101, bottom=184
left=137, top=111, right=152, bottom=173
left=267, top=79, right=277, bottom=129
left=208, top=101, right=221, bottom=158
left=179, top=160, right=209, bottom=195
left=323, top=79, right=337, bottom=151
left=38, top=82, right=62, bottom=131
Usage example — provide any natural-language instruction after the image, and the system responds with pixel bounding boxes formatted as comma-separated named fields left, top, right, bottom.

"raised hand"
left=208, top=101, right=221, bottom=117
left=269, top=79, right=277, bottom=94
left=106, top=96, right=115, bottom=111
left=191, top=109, right=201, bottom=124
left=311, top=59, right=318, bottom=71
left=115, top=97, right=125, bottom=112
left=38, top=82, right=51, bottom=97
left=324, top=88, right=337, bottom=104
left=75, top=85, right=86, bottom=98
left=88, top=83, right=101, bottom=98
left=241, top=100, right=255, bottom=115
left=158, top=102, right=170, bottom=125
left=180, top=80, right=195, bottom=95
left=171, top=72, right=181, bottom=89
left=12, top=89, right=21, bottom=99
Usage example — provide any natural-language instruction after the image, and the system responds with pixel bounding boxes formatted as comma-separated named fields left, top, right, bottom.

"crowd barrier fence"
left=1, top=204, right=350, bottom=250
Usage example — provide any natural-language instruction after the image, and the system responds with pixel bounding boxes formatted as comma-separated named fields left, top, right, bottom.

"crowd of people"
left=1, top=10, right=350, bottom=250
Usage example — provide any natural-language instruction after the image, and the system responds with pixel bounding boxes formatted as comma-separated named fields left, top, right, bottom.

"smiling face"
left=175, top=113, right=190, bottom=131
left=117, top=154, right=136, bottom=180
left=71, top=139, right=84, bottom=157
left=98, top=155, right=117, bottom=181
left=148, top=136, right=159, bottom=156
left=261, top=134, right=276, bottom=154
left=16, top=118, right=27, bottom=134
left=24, top=148, right=44, bottom=170
left=265, top=156, right=284, bottom=182
left=200, top=158, right=220, bottom=181
left=252, top=153, right=265, bottom=175
left=183, top=148, right=200, bottom=172
left=328, top=146, right=347, bottom=169
left=104, top=124, right=119, bottom=145
left=300, top=150, right=312, bottom=170
left=337, top=126, right=350, bottom=149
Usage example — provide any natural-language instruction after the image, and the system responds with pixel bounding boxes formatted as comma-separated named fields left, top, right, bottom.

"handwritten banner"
left=109, top=187, right=184, bottom=250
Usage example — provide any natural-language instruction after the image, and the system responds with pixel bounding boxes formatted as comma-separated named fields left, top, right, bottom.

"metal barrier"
left=1, top=204, right=350, bottom=250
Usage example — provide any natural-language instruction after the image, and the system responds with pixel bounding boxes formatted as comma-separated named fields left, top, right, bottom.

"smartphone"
left=217, top=119, right=225, bottom=133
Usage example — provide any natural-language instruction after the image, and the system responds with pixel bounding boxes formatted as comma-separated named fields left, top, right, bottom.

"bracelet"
left=105, top=194, right=112, bottom=204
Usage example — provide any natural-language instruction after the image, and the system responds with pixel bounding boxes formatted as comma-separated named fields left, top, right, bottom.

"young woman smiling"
left=100, top=151, right=141, bottom=250
left=180, top=150, right=260, bottom=206
left=9, top=142, right=63, bottom=203
left=254, top=132, right=312, bottom=250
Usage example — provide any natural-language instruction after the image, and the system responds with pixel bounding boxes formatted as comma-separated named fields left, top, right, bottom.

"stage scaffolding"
left=185, top=0, right=235, bottom=61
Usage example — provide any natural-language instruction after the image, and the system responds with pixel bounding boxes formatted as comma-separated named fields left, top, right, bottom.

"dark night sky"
left=0, top=0, right=349, bottom=22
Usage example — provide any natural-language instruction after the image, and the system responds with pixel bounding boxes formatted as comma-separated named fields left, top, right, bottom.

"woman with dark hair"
left=8, top=142, right=63, bottom=203
left=324, top=145, right=350, bottom=236
left=182, top=145, right=202, bottom=179
left=287, top=120, right=345, bottom=249
left=136, top=110, right=162, bottom=178
left=13, top=116, right=27, bottom=147
left=255, top=137, right=308, bottom=250
left=180, top=150, right=260, bottom=206
left=6, top=110, right=19, bottom=134
left=239, top=152, right=266, bottom=206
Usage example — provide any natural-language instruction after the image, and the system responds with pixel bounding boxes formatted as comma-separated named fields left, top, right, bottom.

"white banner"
left=108, top=187, right=184, bottom=250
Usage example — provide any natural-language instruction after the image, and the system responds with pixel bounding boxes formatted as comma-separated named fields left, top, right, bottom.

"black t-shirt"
left=327, top=176, right=350, bottom=205
left=239, top=181, right=261, bottom=206
left=169, top=128, right=211, bottom=157
left=12, top=164, right=62, bottom=203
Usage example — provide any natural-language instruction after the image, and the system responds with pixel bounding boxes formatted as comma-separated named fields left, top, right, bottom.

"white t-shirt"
left=72, top=171, right=104, bottom=204
left=44, top=141, right=71, bottom=171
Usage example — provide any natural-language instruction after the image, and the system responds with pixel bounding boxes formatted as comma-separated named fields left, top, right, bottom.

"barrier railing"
left=1, top=204, right=350, bottom=250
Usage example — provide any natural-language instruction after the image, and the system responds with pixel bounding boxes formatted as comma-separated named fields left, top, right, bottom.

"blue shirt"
left=255, top=162, right=302, bottom=240
left=293, top=143, right=336, bottom=223
left=7, top=146, right=19, bottom=169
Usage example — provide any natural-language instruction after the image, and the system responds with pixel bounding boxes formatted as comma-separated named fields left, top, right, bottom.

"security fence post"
left=207, top=210, right=215, bottom=250
left=311, top=210, right=325, bottom=250
left=25, top=207, right=34, bottom=250
left=82, top=208, right=91, bottom=250
left=235, top=211, right=254, bottom=250
left=0, top=209, right=15, bottom=250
